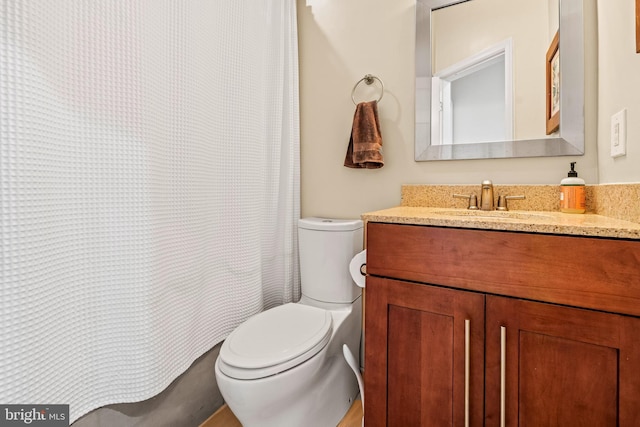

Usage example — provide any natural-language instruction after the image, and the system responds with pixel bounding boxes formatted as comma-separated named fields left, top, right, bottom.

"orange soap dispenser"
left=560, top=162, right=586, bottom=214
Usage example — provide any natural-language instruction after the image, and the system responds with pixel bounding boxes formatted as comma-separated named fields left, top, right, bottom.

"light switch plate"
left=610, top=109, right=627, bottom=158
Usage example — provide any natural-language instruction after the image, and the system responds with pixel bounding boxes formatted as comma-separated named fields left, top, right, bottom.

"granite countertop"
left=362, top=206, right=640, bottom=240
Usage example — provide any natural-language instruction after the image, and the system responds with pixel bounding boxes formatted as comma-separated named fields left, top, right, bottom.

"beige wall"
left=297, top=0, right=632, bottom=220
left=596, top=0, right=640, bottom=184
left=549, top=0, right=560, bottom=40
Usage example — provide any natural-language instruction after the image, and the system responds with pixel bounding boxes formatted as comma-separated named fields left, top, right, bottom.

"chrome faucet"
left=479, top=180, right=494, bottom=211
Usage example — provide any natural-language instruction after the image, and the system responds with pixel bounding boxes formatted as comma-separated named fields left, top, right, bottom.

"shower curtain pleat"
left=0, top=0, right=300, bottom=422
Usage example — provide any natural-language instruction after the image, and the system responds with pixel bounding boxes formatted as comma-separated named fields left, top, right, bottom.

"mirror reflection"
left=415, top=0, right=585, bottom=161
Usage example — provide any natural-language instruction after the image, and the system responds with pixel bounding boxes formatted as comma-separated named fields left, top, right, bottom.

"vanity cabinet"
left=364, top=222, right=640, bottom=426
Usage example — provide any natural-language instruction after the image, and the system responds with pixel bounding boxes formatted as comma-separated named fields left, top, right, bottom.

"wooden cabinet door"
left=365, top=277, right=485, bottom=427
left=485, top=296, right=640, bottom=426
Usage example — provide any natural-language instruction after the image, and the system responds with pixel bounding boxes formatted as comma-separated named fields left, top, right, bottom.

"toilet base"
left=215, top=345, right=358, bottom=427
left=215, top=297, right=362, bottom=427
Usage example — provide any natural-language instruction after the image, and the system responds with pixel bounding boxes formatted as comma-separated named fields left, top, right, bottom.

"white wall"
left=297, top=0, right=605, bottom=219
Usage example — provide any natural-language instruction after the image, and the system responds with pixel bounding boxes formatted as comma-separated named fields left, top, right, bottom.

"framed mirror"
left=415, top=0, right=585, bottom=161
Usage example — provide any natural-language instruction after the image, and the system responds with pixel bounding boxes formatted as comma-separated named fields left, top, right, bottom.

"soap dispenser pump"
left=560, top=162, right=585, bottom=213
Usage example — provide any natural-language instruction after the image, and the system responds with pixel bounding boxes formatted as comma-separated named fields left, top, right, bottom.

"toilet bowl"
left=214, top=218, right=364, bottom=427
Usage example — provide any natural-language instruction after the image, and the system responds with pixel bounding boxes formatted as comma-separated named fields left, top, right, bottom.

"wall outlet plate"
left=610, top=109, right=627, bottom=158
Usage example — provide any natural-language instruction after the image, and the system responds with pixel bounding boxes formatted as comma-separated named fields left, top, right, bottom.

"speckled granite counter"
left=362, top=206, right=640, bottom=239
left=400, top=183, right=640, bottom=223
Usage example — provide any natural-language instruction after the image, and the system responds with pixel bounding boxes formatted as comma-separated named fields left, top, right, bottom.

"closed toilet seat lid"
left=218, top=303, right=333, bottom=380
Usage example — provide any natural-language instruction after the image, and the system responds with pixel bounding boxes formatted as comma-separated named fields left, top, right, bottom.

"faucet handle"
left=453, top=193, right=479, bottom=210
left=496, top=195, right=526, bottom=211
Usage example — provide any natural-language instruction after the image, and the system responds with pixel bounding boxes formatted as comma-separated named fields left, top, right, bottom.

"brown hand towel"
left=344, top=100, right=384, bottom=169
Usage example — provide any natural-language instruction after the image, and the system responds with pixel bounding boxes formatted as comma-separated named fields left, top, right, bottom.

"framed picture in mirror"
left=546, top=30, right=560, bottom=135
left=636, top=0, right=640, bottom=53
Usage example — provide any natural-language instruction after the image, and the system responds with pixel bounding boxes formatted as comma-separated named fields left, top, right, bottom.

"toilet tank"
left=298, top=218, right=363, bottom=303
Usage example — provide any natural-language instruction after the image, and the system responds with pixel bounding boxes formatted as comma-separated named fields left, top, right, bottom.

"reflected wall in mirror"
left=415, top=0, right=585, bottom=161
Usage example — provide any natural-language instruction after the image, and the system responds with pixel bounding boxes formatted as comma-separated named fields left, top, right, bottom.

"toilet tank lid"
left=298, top=217, right=363, bottom=232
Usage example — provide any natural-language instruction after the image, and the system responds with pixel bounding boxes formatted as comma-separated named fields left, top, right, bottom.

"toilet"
left=214, top=217, right=363, bottom=427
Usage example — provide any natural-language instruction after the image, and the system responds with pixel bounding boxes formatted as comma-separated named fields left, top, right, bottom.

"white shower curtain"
left=0, top=0, right=300, bottom=422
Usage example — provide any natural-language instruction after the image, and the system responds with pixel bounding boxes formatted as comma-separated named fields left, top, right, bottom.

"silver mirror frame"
left=415, top=0, right=585, bottom=161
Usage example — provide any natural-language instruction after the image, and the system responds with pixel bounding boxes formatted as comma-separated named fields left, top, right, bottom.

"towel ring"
left=351, top=74, right=384, bottom=105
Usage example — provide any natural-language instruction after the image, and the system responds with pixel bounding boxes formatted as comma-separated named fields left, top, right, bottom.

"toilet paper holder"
left=350, top=249, right=367, bottom=288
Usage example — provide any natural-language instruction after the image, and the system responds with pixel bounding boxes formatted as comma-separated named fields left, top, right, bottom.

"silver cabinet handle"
left=500, top=326, right=507, bottom=427
left=464, top=319, right=470, bottom=427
